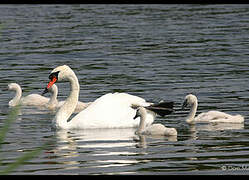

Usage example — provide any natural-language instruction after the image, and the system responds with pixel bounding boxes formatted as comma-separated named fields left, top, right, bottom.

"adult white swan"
left=134, top=107, right=177, bottom=136
left=42, top=65, right=174, bottom=129
left=182, top=94, right=244, bottom=124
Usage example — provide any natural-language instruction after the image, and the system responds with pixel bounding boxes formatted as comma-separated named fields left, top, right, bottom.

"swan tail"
left=146, top=101, right=174, bottom=117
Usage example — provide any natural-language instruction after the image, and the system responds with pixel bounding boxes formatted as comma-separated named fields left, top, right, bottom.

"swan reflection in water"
left=134, top=134, right=177, bottom=148
left=189, top=122, right=244, bottom=132
left=48, top=127, right=178, bottom=159
left=187, top=122, right=244, bottom=141
left=45, top=128, right=139, bottom=172
left=43, top=127, right=178, bottom=173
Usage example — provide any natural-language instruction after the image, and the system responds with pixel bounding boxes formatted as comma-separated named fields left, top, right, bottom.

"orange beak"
left=47, top=76, right=57, bottom=89
left=42, top=76, right=57, bottom=95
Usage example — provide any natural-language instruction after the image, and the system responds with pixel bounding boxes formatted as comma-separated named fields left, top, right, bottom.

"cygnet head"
left=165, top=128, right=178, bottom=136
left=133, top=107, right=147, bottom=120
left=8, top=83, right=21, bottom=91
left=48, top=84, right=57, bottom=93
left=42, top=84, right=58, bottom=96
left=182, top=94, right=198, bottom=109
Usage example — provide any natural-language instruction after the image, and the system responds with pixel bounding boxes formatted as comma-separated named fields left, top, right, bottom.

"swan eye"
left=49, top=71, right=59, bottom=80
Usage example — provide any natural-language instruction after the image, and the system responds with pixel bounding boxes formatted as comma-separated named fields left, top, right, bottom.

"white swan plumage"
left=57, top=101, right=91, bottom=113
left=43, top=65, right=168, bottom=130
left=134, top=107, right=177, bottom=136
left=182, top=94, right=244, bottom=124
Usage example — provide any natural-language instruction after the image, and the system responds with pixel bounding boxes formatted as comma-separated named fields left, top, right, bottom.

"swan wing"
left=195, top=111, right=227, bottom=121
left=58, top=100, right=91, bottom=113
left=144, top=124, right=166, bottom=135
left=21, top=94, right=49, bottom=106
left=69, top=92, right=154, bottom=129
left=143, top=123, right=177, bottom=136
left=195, top=110, right=244, bottom=123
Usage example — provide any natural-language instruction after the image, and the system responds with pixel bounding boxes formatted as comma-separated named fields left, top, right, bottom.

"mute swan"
left=8, top=83, right=49, bottom=107
left=182, top=94, right=244, bottom=124
left=134, top=107, right=177, bottom=136
left=42, top=65, right=174, bottom=129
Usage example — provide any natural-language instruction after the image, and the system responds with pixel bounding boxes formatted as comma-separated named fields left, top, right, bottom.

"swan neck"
left=47, top=87, right=58, bottom=109
left=10, top=86, right=22, bottom=106
left=137, top=111, right=146, bottom=133
left=186, top=100, right=198, bottom=124
left=54, top=72, right=79, bottom=129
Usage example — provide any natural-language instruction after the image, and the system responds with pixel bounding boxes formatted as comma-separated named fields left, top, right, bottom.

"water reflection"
left=187, top=122, right=244, bottom=141
left=44, top=127, right=179, bottom=174
left=49, top=128, right=178, bottom=162
left=15, top=106, right=55, bottom=115
left=189, top=122, right=244, bottom=132
left=134, top=134, right=177, bottom=148
left=52, top=128, right=136, bottom=155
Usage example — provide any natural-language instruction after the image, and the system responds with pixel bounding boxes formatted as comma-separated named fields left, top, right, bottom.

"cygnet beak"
left=181, top=99, right=188, bottom=110
left=41, top=88, right=48, bottom=96
left=133, top=110, right=140, bottom=120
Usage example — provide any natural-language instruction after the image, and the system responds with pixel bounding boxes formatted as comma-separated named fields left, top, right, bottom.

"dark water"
left=1, top=4, right=249, bottom=175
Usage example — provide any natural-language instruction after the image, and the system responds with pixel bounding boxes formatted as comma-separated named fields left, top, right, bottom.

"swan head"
left=133, top=107, right=147, bottom=119
left=182, top=94, right=198, bottom=109
left=50, top=65, right=75, bottom=82
left=165, top=128, right=178, bottom=136
left=42, top=65, right=74, bottom=95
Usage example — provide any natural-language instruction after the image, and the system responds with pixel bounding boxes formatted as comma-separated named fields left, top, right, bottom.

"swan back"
left=20, top=94, right=49, bottom=106
left=145, top=124, right=177, bottom=136
left=70, top=93, right=154, bottom=129
left=195, top=110, right=244, bottom=123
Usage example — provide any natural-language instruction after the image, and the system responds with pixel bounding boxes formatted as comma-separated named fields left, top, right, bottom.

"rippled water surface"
left=1, top=4, right=249, bottom=175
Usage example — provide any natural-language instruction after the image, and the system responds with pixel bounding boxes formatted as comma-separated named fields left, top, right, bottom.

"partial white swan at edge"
left=182, top=94, right=244, bottom=124
left=134, top=107, right=177, bottom=136
left=43, top=65, right=174, bottom=130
